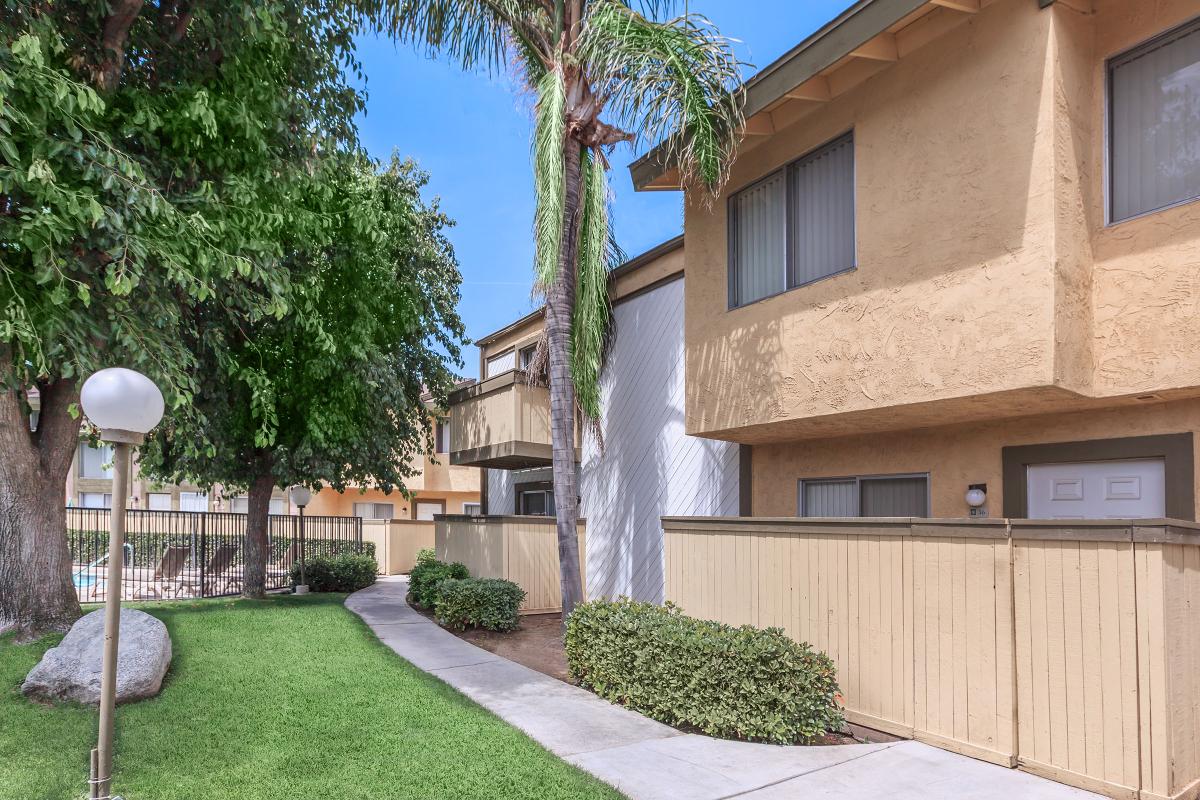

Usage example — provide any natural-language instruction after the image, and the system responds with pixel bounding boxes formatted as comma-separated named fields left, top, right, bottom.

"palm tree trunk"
left=547, top=138, right=585, bottom=623
left=0, top=382, right=83, bottom=639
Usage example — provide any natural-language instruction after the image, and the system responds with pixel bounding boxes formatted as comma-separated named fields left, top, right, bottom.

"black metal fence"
left=66, top=508, right=365, bottom=601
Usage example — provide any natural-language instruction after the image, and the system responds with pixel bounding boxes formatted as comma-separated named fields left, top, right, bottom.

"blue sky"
left=352, top=1, right=855, bottom=378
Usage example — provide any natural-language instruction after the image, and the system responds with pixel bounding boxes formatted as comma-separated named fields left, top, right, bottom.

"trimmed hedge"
left=290, top=553, right=377, bottom=593
left=408, top=558, right=468, bottom=608
left=565, top=599, right=843, bottom=744
left=433, top=578, right=525, bottom=632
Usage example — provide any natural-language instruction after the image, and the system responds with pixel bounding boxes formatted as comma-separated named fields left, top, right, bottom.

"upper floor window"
left=435, top=419, right=450, bottom=454
left=79, top=443, right=113, bottom=479
left=1109, top=18, right=1200, bottom=223
left=728, top=132, right=855, bottom=308
left=485, top=350, right=515, bottom=378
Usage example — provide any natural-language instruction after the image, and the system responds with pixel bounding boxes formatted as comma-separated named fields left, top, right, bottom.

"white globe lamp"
left=289, top=486, right=313, bottom=595
left=80, top=367, right=165, bottom=444
left=78, top=367, right=164, bottom=800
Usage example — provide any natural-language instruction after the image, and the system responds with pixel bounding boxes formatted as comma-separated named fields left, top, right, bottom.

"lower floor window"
left=79, top=492, right=112, bottom=509
left=799, top=474, right=929, bottom=518
left=147, top=492, right=172, bottom=511
left=462, top=502, right=482, bottom=515
left=517, top=482, right=555, bottom=516
left=353, top=502, right=394, bottom=519
left=231, top=496, right=285, bottom=515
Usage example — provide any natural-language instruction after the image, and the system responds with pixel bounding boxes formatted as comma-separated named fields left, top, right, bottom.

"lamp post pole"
left=297, top=503, right=307, bottom=594
left=80, top=368, right=164, bottom=800
left=91, top=432, right=140, bottom=800
left=289, top=486, right=312, bottom=595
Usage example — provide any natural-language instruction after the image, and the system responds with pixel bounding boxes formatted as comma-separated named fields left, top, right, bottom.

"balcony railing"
left=448, top=370, right=578, bottom=470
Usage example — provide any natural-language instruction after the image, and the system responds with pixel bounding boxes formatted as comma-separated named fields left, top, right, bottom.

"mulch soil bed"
left=410, top=600, right=869, bottom=746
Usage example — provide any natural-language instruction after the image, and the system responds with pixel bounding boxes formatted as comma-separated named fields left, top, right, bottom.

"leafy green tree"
left=383, top=0, right=744, bottom=619
left=0, top=1, right=371, bottom=637
left=139, top=153, right=466, bottom=599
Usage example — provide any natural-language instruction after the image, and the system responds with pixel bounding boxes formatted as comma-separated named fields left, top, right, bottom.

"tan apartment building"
left=68, top=401, right=480, bottom=518
left=631, top=0, right=1200, bottom=524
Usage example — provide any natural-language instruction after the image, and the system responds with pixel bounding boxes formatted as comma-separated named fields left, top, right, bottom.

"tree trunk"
left=0, top=382, right=83, bottom=639
left=242, top=467, right=275, bottom=600
left=547, top=138, right=586, bottom=624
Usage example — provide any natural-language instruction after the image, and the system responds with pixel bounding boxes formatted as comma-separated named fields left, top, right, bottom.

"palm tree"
left=384, top=0, right=744, bottom=619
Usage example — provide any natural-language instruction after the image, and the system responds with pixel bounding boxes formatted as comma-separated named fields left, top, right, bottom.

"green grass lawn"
left=0, top=593, right=624, bottom=800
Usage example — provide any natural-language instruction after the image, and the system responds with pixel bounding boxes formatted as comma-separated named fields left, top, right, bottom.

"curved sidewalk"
left=347, top=577, right=1100, bottom=800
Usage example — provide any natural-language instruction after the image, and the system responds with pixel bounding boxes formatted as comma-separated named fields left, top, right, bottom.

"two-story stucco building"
left=630, top=0, right=1200, bottom=524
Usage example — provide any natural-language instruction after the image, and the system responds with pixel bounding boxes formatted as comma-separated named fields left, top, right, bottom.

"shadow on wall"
left=582, top=279, right=740, bottom=605
left=685, top=2, right=1053, bottom=436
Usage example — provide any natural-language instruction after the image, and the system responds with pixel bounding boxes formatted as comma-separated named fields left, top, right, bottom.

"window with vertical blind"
left=799, top=473, right=929, bottom=518
left=79, top=443, right=114, bottom=479
left=728, top=132, right=855, bottom=308
left=353, top=502, right=394, bottom=519
left=1109, top=18, right=1200, bottom=223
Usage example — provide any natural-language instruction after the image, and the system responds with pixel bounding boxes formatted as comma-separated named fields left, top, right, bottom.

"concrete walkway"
left=346, top=577, right=1101, bottom=800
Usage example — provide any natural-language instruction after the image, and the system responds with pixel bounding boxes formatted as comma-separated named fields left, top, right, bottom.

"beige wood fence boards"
left=662, top=516, right=1200, bottom=800
left=361, top=520, right=435, bottom=575
left=436, top=516, right=586, bottom=613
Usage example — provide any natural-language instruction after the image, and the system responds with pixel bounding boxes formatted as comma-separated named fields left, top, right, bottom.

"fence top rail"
left=660, top=516, right=1200, bottom=544
left=436, top=514, right=587, bottom=526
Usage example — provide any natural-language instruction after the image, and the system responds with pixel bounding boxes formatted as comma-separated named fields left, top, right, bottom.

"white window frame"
left=79, top=442, right=114, bottom=479
left=353, top=502, right=394, bottom=519
left=797, top=472, right=931, bottom=518
left=462, top=502, right=482, bottom=516
left=179, top=491, right=208, bottom=512
left=79, top=492, right=113, bottom=509
left=147, top=492, right=173, bottom=511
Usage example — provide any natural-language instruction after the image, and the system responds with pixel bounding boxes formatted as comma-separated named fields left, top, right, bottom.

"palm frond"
left=532, top=64, right=567, bottom=289
left=379, top=0, right=552, bottom=75
left=572, top=147, right=616, bottom=422
left=578, top=0, right=744, bottom=193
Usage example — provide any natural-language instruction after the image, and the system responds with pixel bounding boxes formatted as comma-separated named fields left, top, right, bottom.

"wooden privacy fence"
left=662, top=516, right=1200, bottom=800
left=436, top=515, right=586, bottom=613
left=361, top=519, right=435, bottom=575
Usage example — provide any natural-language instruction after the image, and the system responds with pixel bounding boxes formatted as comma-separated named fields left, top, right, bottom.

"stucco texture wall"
left=684, top=0, right=1059, bottom=442
left=304, top=486, right=479, bottom=519
left=751, top=397, right=1200, bottom=519
left=682, top=0, right=1200, bottom=445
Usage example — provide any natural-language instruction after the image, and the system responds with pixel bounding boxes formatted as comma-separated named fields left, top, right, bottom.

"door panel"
left=1027, top=459, right=1165, bottom=519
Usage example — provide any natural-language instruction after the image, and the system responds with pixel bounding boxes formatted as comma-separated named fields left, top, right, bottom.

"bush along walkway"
left=347, top=578, right=1103, bottom=800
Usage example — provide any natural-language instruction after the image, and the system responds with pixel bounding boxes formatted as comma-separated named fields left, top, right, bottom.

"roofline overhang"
left=473, top=235, right=686, bottom=346
left=629, top=0, right=931, bottom=191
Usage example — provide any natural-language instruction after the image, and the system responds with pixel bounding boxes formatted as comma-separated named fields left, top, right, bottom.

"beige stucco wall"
left=682, top=0, right=1200, bottom=444
left=1082, top=1, right=1200, bottom=397
left=751, top=396, right=1200, bottom=520
left=304, top=486, right=479, bottom=519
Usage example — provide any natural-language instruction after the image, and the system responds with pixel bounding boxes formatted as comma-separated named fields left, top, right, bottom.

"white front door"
left=1027, top=459, right=1166, bottom=519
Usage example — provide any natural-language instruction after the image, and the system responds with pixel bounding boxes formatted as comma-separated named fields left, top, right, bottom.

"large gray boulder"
left=22, top=608, right=172, bottom=705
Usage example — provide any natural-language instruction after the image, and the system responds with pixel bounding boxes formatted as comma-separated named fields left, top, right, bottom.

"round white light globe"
left=290, top=485, right=313, bottom=507
left=965, top=487, right=987, bottom=508
left=80, top=368, right=165, bottom=435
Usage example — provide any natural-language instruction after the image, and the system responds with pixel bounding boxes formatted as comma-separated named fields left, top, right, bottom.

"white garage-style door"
left=1027, top=458, right=1166, bottom=519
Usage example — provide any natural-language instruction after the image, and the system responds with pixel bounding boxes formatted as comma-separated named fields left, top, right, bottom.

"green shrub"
left=433, top=578, right=525, bottom=632
left=565, top=599, right=843, bottom=744
left=408, top=559, right=468, bottom=608
left=416, top=548, right=437, bottom=567
left=290, top=553, right=377, bottom=593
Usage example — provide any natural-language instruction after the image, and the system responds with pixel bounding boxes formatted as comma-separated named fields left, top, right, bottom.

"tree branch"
left=97, top=0, right=145, bottom=93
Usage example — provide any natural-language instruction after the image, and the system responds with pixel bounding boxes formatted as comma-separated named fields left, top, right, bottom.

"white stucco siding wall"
left=581, top=277, right=740, bottom=603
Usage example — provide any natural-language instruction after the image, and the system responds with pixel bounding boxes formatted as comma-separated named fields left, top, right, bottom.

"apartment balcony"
left=448, top=371, right=578, bottom=470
